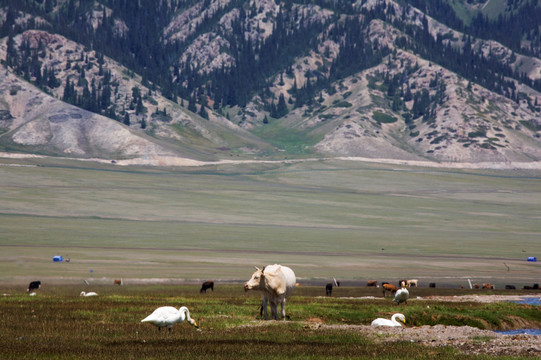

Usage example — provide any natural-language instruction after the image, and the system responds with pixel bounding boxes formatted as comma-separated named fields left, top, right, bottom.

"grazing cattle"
left=482, top=283, right=494, bottom=289
left=325, top=280, right=340, bottom=296
left=27, top=281, right=41, bottom=292
left=406, top=279, right=418, bottom=288
left=429, top=283, right=436, bottom=288
left=113, top=279, right=122, bottom=286
left=325, top=283, right=333, bottom=296
left=244, top=264, right=296, bottom=320
left=523, top=285, right=533, bottom=290
left=200, top=281, right=214, bottom=293
left=382, top=283, right=398, bottom=297
left=366, top=280, right=378, bottom=287
left=473, top=283, right=480, bottom=289
left=505, top=285, right=516, bottom=290
left=534, top=283, right=539, bottom=290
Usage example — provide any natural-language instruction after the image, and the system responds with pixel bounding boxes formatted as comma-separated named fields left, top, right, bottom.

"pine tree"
left=63, top=78, right=74, bottom=103
left=123, top=112, right=130, bottom=126
left=199, top=105, right=208, bottom=119
left=276, top=94, right=288, bottom=118
left=5, top=34, right=16, bottom=68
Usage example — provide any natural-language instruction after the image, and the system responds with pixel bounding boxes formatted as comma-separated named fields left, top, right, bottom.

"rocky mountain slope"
left=1, top=0, right=541, bottom=165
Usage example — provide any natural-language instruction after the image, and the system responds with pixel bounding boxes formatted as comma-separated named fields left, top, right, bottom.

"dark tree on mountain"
left=123, top=112, right=130, bottom=126
left=187, top=95, right=197, bottom=113
left=62, top=78, right=78, bottom=104
left=135, top=97, right=144, bottom=115
left=199, top=105, right=208, bottom=120
left=47, top=67, right=60, bottom=88
left=411, top=89, right=430, bottom=119
left=44, top=0, right=55, bottom=14
left=101, top=84, right=112, bottom=110
left=272, top=93, right=288, bottom=118
left=5, top=34, right=17, bottom=68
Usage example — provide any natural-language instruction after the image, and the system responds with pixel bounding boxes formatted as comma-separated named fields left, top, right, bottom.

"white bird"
left=141, top=306, right=199, bottom=332
left=371, top=313, right=406, bottom=327
left=80, top=291, right=98, bottom=297
left=394, top=284, right=409, bottom=305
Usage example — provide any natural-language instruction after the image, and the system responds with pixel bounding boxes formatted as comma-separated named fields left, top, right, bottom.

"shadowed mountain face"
left=0, top=0, right=541, bottom=164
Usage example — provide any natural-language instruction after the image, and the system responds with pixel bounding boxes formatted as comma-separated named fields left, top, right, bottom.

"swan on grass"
left=141, top=306, right=199, bottom=332
left=80, top=291, right=98, bottom=297
left=393, top=283, right=409, bottom=305
left=371, top=313, right=406, bottom=327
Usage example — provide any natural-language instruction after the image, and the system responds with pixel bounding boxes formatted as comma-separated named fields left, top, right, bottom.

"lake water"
left=495, top=297, right=541, bottom=336
left=509, top=297, right=541, bottom=306
left=495, top=329, right=541, bottom=336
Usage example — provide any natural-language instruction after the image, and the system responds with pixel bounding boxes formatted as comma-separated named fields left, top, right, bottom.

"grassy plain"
left=0, top=156, right=540, bottom=287
left=1, top=284, right=540, bottom=359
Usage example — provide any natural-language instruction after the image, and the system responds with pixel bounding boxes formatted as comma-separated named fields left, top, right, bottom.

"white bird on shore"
left=371, top=313, right=406, bottom=327
left=80, top=291, right=98, bottom=297
left=141, top=306, right=199, bottom=332
left=394, top=283, right=409, bottom=305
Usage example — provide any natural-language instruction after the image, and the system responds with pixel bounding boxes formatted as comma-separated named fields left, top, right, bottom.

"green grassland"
left=0, top=284, right=540, bottom=359
left=0, top=157, right=540, bottom=287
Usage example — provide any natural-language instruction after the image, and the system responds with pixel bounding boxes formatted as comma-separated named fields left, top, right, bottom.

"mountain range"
left=1, top=0, right=541, bottom=166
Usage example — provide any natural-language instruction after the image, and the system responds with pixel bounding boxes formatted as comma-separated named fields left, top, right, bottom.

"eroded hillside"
left=1, top=0, right=541, bottom=165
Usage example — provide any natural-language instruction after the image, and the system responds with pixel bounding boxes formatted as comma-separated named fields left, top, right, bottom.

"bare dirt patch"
left=344, top=324, right=541, bottom=357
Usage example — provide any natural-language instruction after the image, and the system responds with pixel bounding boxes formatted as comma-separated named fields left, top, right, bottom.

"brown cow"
left=382, top=283, right=398, bottom=297
left=113, top=279, right=122, bottom=285
left=366, top=280, right=378, bottom=287
left=200, top=280, right=214, bottom=293
left=482, top=283, right=494, bottom=289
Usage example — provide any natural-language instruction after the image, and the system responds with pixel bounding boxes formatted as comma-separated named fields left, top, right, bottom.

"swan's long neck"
left=179, top=306, right=191, bottom=320
left=179, top=306, right=199, bottom=328
left=391, top=314, right=401, bottom=325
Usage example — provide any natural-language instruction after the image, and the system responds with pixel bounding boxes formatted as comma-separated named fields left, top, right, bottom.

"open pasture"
left=1, top=284, right=540, bottom=359
left=0, top=157, right=540, bottom=287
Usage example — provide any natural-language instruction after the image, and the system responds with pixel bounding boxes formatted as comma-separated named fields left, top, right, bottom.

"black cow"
left=325, top=281, right=340, bottom=296
left=27, top=281, right=41, bottom=292
left=429, top=282, right=436, bottom=288
left=200, top=280, right=214, bottom=293
left=325, top=283, right=333, bottom=296
left=505, top=285, right=516, bottom=290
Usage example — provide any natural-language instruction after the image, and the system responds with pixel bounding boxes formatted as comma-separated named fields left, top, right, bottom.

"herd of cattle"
left=25, top=265, right=540, bottom=321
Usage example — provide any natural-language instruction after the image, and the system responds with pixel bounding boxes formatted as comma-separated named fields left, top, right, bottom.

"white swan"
left=80, top=291, right=98, bottom=297
left=393, top=285, right=409, bottom=305
left=371, top=313, right=406, bottom=327
left=141, top=306, right=199, bottom=332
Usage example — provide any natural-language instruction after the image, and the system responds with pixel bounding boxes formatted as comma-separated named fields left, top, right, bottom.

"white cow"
left=244, top=264, right=296, bottom=320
